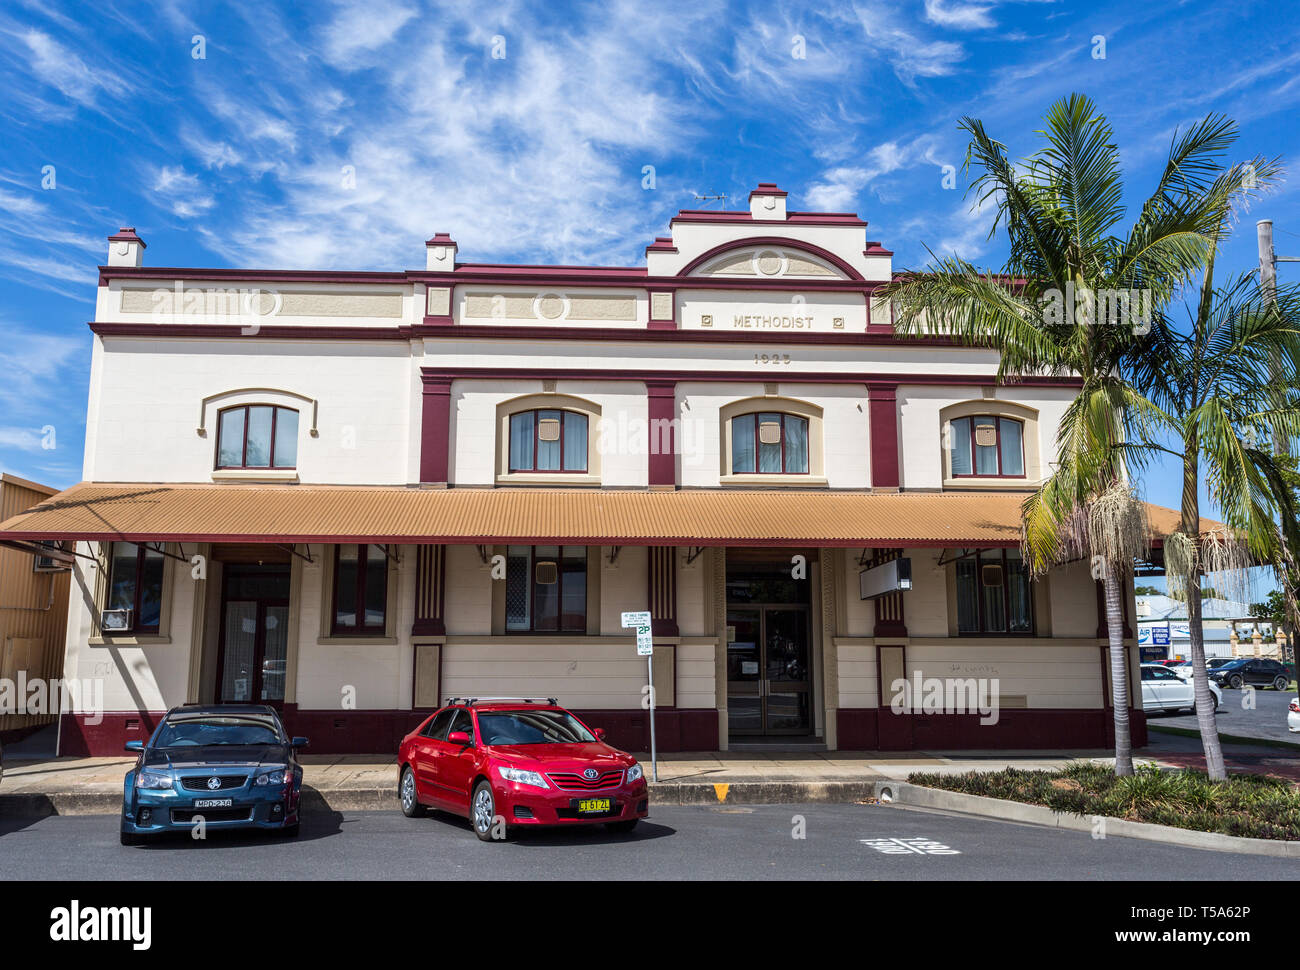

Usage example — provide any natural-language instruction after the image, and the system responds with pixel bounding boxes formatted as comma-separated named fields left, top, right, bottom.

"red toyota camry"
left=397, top=698, right=649, bottom=841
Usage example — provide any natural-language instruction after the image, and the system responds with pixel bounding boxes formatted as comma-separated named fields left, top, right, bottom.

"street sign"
left=621, top=611, right=653, bottom=656
left=621, top=610, right=657, bottom=781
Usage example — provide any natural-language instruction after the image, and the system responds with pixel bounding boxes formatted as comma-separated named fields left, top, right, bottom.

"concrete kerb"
left=877, top=780, right=1300, bottom=858
left=0, top=779, right=888, bottom=818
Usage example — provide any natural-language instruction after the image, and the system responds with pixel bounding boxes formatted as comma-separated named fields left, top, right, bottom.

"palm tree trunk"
left=1103, top=562, right=1134, bottom=776
left=1179, top=449, right=1228, bottom=781
left=1185, top=589, right=1226, bottom=779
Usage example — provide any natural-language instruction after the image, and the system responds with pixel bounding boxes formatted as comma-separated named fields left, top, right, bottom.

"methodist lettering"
left=731, top=314, right=814, bottom=329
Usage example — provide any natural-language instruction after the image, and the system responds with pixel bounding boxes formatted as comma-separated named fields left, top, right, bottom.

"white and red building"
left=0, top=184, right=1165, bottom=756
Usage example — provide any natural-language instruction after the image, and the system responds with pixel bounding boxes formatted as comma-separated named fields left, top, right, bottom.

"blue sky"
left=0, top=0, right=1296, bottom=593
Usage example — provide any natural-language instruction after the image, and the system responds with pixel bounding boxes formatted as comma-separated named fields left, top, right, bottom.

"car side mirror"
left=594, top=728, right=606, bottom=740
left=448, top=731, right=471, bottom=745
left=291, top=737, right=309, bottom=749
left=124, top=740, right=144, bottom=753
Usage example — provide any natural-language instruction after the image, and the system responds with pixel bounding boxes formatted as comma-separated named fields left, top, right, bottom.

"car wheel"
left=1229, top=675, right=1243, bottom=689
left=119, top=829, right=142, bottom=847
left=605, top=819, right=639, bottom=834
left=399, top=766, right=426, bottom=818
left=471, top=781, right=505, bottom=842
left=1274, top=676, right=1288, bottom=691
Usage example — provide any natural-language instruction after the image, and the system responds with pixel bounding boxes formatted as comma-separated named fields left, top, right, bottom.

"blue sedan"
left=121, top=704, right=308, bottom=845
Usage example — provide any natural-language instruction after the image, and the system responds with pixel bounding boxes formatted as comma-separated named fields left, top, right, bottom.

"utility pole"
left=1256, top=219, right=1300, bottom=678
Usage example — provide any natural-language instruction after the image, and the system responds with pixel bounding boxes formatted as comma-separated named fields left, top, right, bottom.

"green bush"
left=907, top=762, right=1300, bottom=840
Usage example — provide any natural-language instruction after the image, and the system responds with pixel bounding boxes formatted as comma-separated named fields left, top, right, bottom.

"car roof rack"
left=444, top=696, right=559, bottom=707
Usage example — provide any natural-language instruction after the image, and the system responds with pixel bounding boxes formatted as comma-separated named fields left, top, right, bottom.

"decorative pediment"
left=679, top=238, right=861, bottom=281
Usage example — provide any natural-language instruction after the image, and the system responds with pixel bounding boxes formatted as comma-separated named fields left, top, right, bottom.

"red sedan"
left=397, top=698, right=649, bottom=841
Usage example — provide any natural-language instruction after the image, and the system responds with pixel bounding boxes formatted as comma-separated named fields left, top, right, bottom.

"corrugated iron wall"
left=0, top=477, right=71, bottom=736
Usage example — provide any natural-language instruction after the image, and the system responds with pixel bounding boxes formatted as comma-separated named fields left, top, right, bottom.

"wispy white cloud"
left=923, top=0, right=995, bottom=30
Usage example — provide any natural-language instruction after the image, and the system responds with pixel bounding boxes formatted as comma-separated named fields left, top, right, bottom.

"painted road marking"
left=861, top=837, right=961, bottom=855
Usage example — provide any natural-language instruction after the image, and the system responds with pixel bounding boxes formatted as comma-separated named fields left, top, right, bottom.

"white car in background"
left=1288, top=698, right=1300, bottom=733
left=1140, top=663, right=1222, bottom=714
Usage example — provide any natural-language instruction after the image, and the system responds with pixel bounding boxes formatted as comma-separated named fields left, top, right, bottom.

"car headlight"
left=255, top=768, right=289, bottom=786
left=497, top=766, right=548, bottom=789
left=626, top=763, right=644, bottom=784
left=135, top=770, right=173, bottom=790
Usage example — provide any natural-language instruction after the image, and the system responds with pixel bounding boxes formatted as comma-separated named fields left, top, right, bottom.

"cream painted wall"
left=897, top=384, right=1077, bottom=491
left=86, top=338, right=414, bottom=484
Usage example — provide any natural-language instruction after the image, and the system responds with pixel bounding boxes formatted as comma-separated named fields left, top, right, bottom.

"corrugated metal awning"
left=0, top=482, right=1199, bottom=548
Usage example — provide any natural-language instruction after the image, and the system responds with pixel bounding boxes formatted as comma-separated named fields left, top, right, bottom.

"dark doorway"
left=216, top=563, right=291, bottom=705
left=726, top=552, right=814, bottom=737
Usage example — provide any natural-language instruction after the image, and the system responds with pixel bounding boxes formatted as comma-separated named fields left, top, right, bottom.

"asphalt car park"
left=1, top=803, right=1295, bottom=880
left=1146, top=682, right=1299, bottom=745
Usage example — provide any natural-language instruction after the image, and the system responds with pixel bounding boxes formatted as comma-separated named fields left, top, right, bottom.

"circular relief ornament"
left=534, top=292, right=570, bottom=321
left=752, top=249, right=787, bottom=277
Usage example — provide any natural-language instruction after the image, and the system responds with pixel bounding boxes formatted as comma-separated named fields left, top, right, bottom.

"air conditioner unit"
left=981, top=563, right=1004, bottom=586
left=101, top=609, right=133, bottom=632
left=537, top=418, right=561, bottom=442
left=31, top=540, right=71, bottom=572
left=534, top=561, right=558, bottom=585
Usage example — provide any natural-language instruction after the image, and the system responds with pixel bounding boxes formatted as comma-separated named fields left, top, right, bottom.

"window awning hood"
left=0, top=482, right=1201, bottom=549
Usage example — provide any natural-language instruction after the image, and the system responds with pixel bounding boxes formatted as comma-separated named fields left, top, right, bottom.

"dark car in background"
left=1209, top=658, right=1291, bottom=690
left=120, top=704, right=309, bottom=845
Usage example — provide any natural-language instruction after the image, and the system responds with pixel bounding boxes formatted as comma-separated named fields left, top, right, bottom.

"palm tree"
left=880, top=93, right=1269, bottom=775
left=1125, top=258, right=1300, bottom=779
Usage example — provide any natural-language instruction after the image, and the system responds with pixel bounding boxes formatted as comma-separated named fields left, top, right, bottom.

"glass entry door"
left=217, top=565, right=291, bottom=704
left=727, top=606, right=812, bottom=736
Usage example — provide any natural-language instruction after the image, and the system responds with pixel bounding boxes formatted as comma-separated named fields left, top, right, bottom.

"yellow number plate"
left=577, top=798, right=611, bottom=813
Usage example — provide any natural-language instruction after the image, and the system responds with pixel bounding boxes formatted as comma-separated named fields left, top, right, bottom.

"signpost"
left=621, top=610, right=657, bottom=781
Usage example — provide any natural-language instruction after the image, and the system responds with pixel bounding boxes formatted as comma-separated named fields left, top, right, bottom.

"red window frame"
left=507, top=409, right=588, bottom=473
left=331, top=544, right=389, bottom=636
left=505, top=546, right=587, bottom=634
left=951, top=415, right=1026, bottom=479
left=955, top=549, right=1034, bottom=635
left=732, top=412, right=810, bottom=475
left=215, top=405, right=298, bottom=470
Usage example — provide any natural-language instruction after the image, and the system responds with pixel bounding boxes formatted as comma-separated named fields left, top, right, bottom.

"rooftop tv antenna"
left=693, top=193, right=728, bottom=209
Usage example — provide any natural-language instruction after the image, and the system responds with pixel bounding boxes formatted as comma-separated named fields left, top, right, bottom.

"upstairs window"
left=949, top=415, right=1024, bottom=477
left=955, top=549, right=1033, bottom=635
left=508, top=409, right=588, bottom=472
left=505, top=545, right=587, bottom=633
left=217, top=405, right=299, bottom=469
left=731, top=412, right=809, bottom=474
left=106, top=542, right=165, bottom=633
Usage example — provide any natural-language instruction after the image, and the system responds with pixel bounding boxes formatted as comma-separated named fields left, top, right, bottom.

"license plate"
left=194, top=798, right=233, bottom=809
left=577, top=798, right=611, bottom=814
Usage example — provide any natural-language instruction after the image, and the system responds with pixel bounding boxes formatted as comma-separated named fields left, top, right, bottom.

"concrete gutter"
left=0, top=779, right=883, bottom=818
left=877, top=780, right=1300, bottom=858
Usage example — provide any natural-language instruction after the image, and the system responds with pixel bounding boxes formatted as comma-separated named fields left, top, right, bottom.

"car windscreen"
left=476, top=710, right=596, bottom=745
left=153, top=716, right=283, bottom=747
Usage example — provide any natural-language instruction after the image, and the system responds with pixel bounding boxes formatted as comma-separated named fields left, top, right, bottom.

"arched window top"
left=940, top=399, right=1038, bottom=483
left=495, top=393, right=602, bottom=482
left=216, top=404, right=299, bottom=470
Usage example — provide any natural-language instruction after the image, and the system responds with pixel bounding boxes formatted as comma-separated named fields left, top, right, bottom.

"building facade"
left=0, top=474, right=71, bottom=740
left=0, top=184, right=1165, bottom=756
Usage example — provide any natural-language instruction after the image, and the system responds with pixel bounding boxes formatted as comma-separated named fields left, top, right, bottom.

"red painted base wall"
left=58, top=707, right=721, bottom=757
left=836, top=707, right=1148, bottom=752
left=61, top=707, right=1143, bottom=756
